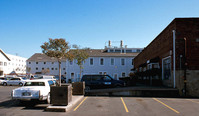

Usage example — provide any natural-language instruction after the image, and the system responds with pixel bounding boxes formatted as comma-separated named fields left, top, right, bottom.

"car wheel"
left=85, top=86, right=91, bottom=91
left=3, top=82, right=7, bottom=86
left=19, top=83, right=23, bottom=86
left=46, top=93, right=50, bottom=104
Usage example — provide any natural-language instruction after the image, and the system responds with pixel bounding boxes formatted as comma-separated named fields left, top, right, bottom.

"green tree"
left=72, top=45, right=89, bottom=82
left=41, top=38, right=73, bottom=86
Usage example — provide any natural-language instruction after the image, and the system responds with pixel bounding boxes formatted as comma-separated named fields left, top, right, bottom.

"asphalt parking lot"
left=1, top=86, right=199, bottom=116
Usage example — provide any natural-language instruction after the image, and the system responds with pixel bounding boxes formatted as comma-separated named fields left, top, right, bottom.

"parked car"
left=11, top=79, right=57, bottom=104
left=55, top=76, right=66, bottom=83
left=0, top=77, right=6, bottom=85
left=81, top=74, right=126, bottom=90
left=2, top=77, right=27, bottom=86
left=38, top=75, right=55, bottom=80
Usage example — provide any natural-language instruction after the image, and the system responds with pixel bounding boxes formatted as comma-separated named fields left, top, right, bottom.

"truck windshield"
left=24, top=82, right=45, bottom=86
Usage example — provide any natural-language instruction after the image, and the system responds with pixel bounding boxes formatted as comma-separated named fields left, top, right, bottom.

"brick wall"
left=134, top=18, right=199, bottom=71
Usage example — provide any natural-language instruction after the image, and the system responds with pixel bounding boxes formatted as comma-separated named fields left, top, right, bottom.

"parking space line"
left=121, top=97, right=129, bottom=113
left=73, top=97, right=88, bottom=111
left=186, top=99, right=199, bottom=104
left=153, top=98, right=180, bottom=114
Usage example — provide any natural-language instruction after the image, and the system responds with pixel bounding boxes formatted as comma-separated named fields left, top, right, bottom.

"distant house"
left=26, top=53, right=67, bottom=77
left=134, top=18, right=199, bottom=97
left=27, top=41, right=143, bottom=82
left=0, top=49, right=27, bottom=77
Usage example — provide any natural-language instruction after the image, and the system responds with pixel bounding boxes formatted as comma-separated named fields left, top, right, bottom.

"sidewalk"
left=45, top=95, right=84, bottom=112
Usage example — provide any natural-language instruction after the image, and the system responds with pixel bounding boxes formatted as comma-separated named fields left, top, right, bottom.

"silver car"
left=3, top=77, right=26, bottom=86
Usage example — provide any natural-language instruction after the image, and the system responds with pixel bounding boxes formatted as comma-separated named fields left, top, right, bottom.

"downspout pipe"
left=173, top=30, right=176, bottom=88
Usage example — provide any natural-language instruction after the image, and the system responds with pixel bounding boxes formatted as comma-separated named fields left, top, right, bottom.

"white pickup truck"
left=11, top=79, right=57, bottom=103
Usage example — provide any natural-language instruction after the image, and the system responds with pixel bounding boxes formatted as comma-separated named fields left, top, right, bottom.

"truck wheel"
left=46, top=93, right=50, bottom=104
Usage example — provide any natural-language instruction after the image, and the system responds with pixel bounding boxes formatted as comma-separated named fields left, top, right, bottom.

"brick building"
left=134, top=18, right=199, bottom=97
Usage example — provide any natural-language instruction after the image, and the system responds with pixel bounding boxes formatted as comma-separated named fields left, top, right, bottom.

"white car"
left=3, top=77, right=26, bottom=86
left=0, top=77, right=6, bottom=85
left=11, top=79, right=57, bottom=104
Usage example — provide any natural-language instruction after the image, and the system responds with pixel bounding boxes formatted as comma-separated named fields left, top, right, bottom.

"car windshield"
left=24, top=82, right=45, bottom=86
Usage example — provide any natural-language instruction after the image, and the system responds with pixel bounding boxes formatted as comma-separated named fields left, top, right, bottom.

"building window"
left=110, top=49, right=114, bottom=52
left=121, top=58, right=125, bottom=65
left=71, top=73, right=75, bottom=80
left=27, top=67, right=31, bottom=72
left=99, top=72, right=103, bottom=75
left=36, top=67, right=38, bottom=70
left=114, top=74, right=118, bottom=80
left=51, top=68, right=54, bottom=70
left=132, top=59, right=134, bottom=65
left=44, top=62, right=46, bottom=64
left=70, top=61, right=73, bottom=65
left=137, top=49, right=141, bottom=52
left=63, top=68, right=65, bottom=70
left=90, top=58, right=93, bottom=65
left=52, top=62, right=54, bottom=64
left=122, top=72, right=125, bottom=77
left=36, top=62, right=38, bottom=64
left=55, top=68, right=58, bottom=70
left=111, top=58, right=114, bottom=65
left=115, top=50, right=121, bottom=53
left=4, top=62, right=7, bottom=66
left=100, top=58, right=104, bottom=65
left=42, top=68, right=44, bottom=70
left=163, top=57, right=171, bottom=80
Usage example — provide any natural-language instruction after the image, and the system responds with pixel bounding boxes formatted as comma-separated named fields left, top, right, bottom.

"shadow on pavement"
left=0, top=99, right=49, bottom=111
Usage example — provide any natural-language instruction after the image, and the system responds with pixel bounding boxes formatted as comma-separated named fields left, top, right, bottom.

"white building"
left=0, top=49, right=27, bottom=77
left=26, top=41, right=142, bottom=82
left=66, top=47, right=142, bottom=82
left=26, top=53, right=67, bottom=77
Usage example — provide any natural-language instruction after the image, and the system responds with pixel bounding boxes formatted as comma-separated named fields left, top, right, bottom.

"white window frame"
left=99, top=58, right=104, bottom=66
left=121, top=58, right=125, bottom=66
left=99, top=72, right=103, bottom=75
left=121, top=72, right=126, bottom=77
left=89, top=57, right=94, bottom=66
left=132, top=58, right=134, bottom=65
left=113, top=73, right=118, bottom=80
left=71, top=72, right=75, bottom=80
left=110, top=58, right=115, bottom=66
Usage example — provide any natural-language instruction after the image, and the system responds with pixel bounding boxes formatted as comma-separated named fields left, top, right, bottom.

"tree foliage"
left=41, top=38, right=73, bottom=61
left=41, top=38, right=73, bottom=86
left=72, top=45, right=89, bottom=81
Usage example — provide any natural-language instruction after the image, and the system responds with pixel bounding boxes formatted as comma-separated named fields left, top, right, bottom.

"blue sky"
left=0, top=0, right=199, bottom=58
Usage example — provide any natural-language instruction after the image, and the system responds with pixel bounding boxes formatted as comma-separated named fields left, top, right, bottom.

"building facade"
left=27, top=44, right=142, bottom=82
left=134, top=18, right=199, bottom=97
left=66, top=47, right=142, bottom=82
left=0, top=49, right=27, bottom=77
left=26, top=53, right=67, bottom=77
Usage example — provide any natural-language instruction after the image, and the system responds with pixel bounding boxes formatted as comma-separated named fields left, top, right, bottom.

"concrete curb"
left=45, top=95, right=84, bottom=112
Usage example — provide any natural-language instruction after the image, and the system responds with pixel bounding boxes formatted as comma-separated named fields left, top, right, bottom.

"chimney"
left=108, top=40, right=111, bottom=47
left=120, top=40, right=123, bottom=48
